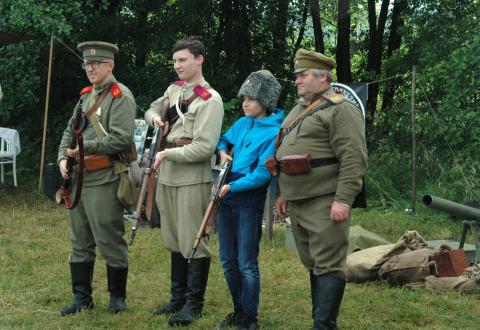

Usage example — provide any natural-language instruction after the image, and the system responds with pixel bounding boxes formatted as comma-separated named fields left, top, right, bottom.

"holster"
left=265, top=156, right=279, bottom=177
left=281, top=154, right=311, bottom=175
left=84, top=154, right=114, bottom=172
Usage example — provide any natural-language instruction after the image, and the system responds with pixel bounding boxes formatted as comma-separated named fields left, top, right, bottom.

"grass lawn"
left=1, top=184, right=479, bottom=329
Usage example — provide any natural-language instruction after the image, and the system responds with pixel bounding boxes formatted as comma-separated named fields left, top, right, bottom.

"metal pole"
left=411, top=66, right=416, bottom=213
left=38, top=33, right=54, bottom=193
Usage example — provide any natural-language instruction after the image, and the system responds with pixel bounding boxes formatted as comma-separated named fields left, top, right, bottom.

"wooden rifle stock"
left=129, top=126, right=164, bottom=245
left=57, top=99, right=85, bottom=209
left=188, top=159, right=232, bottom=262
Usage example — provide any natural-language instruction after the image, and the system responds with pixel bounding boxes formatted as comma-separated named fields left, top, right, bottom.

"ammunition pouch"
left=265, top=156, right=279, bottom=177
left=165, top=137, right=193, bottom=149
left=84, top=154, right=114, bottom=172
left=278, top=155, right=339, bottom=175
left=280, top=154, right=311, bottom=175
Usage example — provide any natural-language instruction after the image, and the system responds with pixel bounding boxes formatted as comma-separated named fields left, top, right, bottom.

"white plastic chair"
left=0, top=136, right=17, bottom=186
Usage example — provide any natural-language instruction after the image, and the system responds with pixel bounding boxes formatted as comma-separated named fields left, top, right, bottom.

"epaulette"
left=323, top=90, right=345, bottom=104
left=80, top=86, right=93, bottom=95
left=110, top=82, right=122, bottom=98
left=193, top=85, right=212, bottom=100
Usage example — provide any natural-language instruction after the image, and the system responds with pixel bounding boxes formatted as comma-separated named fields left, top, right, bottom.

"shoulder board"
left=323, top=91, right=345, bottom=104
left=80, top=86, right=93, bottom=95
left=193, top=85, right=212, bottom=100
left=173, top=80, right=185, bottom=86
left=110, top=83, right=122, bottom=98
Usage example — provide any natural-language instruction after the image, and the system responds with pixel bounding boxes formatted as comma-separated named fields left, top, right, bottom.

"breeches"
left=288, top=193, right=349, bottom=277
left=156, top=182, right=211, bottom=259
left=68, top=180, right=128, bottom=268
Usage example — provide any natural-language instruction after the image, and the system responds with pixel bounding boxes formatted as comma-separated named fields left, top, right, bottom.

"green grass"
left=1, top=184, right=479, bottom=330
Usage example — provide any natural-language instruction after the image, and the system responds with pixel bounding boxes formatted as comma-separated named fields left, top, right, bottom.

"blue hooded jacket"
left=217, top=109, right=284, bottom=208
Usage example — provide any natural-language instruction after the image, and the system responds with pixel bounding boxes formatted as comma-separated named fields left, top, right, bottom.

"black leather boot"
left=107, top=265, right=128, bottom=314
left=310, top=271, right=346, bottom=330
left=168, top=257, right=210, bottom=327
left=153, top=252, right=188, bottom=315
left=60, top=262, right=95, bottom=316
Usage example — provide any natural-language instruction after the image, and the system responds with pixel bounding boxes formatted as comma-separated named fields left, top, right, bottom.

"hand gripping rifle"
left=129, top=126, right=164, bottom=245
left=188, top=159, right=232, bottom=262
left=57, top=99, right=85, bottom=209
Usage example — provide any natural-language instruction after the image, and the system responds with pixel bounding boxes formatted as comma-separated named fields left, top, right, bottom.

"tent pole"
left=38, top=32, right=54, bottom=193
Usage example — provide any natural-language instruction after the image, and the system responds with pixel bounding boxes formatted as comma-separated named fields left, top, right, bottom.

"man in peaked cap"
left=274, top=48, right=367, bottom=329
left=57, top=41, right=136, bottom=316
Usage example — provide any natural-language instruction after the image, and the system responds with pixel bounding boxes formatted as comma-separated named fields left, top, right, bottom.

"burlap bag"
left=379, top=248, right=434, bottom=285
left=424, top=275, right=480, bottom=292
left=347, top=230, right=427, bottom=283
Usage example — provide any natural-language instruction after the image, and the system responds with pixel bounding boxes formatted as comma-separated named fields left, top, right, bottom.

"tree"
left=336, top=0, right=351, bottom=82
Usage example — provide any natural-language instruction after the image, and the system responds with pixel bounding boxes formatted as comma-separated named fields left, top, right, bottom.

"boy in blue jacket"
left=216, top=70, right=284, bottom=330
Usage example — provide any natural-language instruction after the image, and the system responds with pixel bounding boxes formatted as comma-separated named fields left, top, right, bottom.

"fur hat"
left=238, top=70, right=282, bottom=111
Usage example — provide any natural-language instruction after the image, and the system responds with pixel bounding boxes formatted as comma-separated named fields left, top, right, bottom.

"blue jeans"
left=217, top=202, right=263, bottom=320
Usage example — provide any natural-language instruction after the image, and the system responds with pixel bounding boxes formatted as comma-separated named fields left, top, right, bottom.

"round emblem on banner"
left=332, top=83, right=365, bottom=119
left=91, top=49, right=96, bottom=55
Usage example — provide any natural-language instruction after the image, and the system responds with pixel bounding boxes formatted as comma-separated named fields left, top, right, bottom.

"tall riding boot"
left=310, top=271, right=346, bottom=330
left=153, top=252, right=188, bottom=315
left=107, top=265, right=128, bottom=313
left=60, top=261, right=95, bottom=316
left=168, top=257, right=210, bottom=327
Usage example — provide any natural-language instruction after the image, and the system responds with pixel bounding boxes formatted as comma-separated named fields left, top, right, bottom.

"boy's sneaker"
left=216, top=312, right=240, bottom=328
left=237, top=317, right=258, bottom=330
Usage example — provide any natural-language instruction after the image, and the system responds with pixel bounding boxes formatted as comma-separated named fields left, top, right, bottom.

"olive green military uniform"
left=57, top=41, right=135, bottom=316
left=276, top=88, right=367, bottom=276
left=144, top=78, right=224, bottom=259
left=58, top=77, right=136, bottom=268
left=277, top=47, right=367, bottom=330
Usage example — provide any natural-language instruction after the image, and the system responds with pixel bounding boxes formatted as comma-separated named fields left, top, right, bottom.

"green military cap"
left=77, top=41, right=118, bottom=61
left=293, top=48, right=336, bottom=73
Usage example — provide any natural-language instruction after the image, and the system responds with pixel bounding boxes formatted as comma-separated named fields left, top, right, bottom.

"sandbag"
left=347, top=230, right=427, bottom=283
left=347, top=244, right=397, bottom=282
left=379, top=248, right=434, bottom=285
left=424, top=275, right=480, bottom=292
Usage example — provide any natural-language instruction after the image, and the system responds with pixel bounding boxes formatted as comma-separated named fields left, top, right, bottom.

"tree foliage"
left=0, top=0, right=478, bottom=200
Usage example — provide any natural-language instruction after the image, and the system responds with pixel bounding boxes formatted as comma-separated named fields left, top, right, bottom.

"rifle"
left=129, top=126, right=164, bottom=245
left=188, top=159, right=232, bottom=262
left=56, top=99, right=85, bottom=209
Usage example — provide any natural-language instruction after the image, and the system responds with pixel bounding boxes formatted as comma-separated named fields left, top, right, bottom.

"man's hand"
left=59, top=159, right=69, bottom=179
left=219, top=150, right=232, bottom=166
left=153, top=116, right=165, bottom=127
left=66, top=146, right=79, bottom=158
left=330, top=201, right=350, bottom=222
left=275, top=196, right=288, bottom=219
left=219, top=184, right=231, bottom=198
left=153, top=150, right=167, bottom=170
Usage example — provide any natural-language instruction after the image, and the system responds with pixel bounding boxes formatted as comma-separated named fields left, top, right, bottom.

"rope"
left=366, top=73, right=409, bottom=86
left=54, top=36, right=83, bottom=61
left=365, top=175, right=403, bottom=210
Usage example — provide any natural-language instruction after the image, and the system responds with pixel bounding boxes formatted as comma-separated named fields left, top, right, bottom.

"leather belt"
left=279, top=157, right=338, bottom=172
left=165, top=138, right=193, bottom=149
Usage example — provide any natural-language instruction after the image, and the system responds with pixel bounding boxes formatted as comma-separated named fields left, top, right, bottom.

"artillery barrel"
left=422, top=194, right=480, bottom=221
